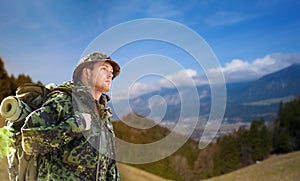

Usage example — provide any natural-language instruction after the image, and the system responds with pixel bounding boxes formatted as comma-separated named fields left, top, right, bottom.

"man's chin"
left=103, top=88, right=110, bottom=93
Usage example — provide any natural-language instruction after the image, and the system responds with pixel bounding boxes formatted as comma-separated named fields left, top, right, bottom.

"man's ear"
left=83, top=68, right=91, bottom=79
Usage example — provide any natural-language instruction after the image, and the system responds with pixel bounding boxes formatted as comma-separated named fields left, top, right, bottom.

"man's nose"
left=107, top=71, right=113, bottom=79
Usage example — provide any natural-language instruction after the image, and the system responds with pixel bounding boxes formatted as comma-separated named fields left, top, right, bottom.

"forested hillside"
left=113, top=97, right=300, bottom=180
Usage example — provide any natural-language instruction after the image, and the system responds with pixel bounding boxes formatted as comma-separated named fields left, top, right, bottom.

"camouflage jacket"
left=21, top=81, right=120, bottom=181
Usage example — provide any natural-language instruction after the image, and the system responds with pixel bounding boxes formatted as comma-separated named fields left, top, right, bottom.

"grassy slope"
left=1, top=151, right=300, bottom=181
left=0, top=158, right=8, bottom=180
left=204, top=151, right=300, bottom=181
left=117, top=163, right=174, bottom=181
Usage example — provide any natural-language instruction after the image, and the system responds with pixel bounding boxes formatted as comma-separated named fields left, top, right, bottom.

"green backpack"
left=0, top=83, right=70, bottom=181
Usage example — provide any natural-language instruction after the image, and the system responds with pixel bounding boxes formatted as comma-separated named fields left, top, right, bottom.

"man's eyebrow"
left=102, top=63, right=114, bottom=72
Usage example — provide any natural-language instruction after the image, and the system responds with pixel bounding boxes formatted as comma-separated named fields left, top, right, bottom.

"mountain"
left=230, top=64, right=300, bottom=102
left=121, top=64, right=300, bottom=126
left=225, top=64, right=300, bottom=123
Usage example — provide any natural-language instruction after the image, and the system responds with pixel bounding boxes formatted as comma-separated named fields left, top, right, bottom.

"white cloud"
left=218, top=52, right=300, bottom=82
left=223, top=59, right=250, bottom=71
left=113, top=52, right=300, bottom=100
left=158, top=69, right=197, bottom=88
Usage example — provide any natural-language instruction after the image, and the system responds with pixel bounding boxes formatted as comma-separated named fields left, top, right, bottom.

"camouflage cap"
left=73, top=52, right=120, bottom=81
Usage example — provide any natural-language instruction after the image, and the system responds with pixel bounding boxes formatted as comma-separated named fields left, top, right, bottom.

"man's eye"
left=101, top=67, right=113, bottom=73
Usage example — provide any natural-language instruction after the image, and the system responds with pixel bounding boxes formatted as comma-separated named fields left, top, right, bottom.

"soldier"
left=21, top=52, right=120, bottom=180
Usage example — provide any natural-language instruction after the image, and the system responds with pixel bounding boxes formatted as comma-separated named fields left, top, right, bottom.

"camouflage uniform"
left=21, top=81, right=120, bottom=181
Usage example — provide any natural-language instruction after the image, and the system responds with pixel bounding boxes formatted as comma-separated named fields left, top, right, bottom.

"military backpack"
left=0, top=83, right=71, bottom=181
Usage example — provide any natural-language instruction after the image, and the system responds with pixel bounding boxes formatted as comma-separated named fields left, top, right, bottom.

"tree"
left=249, top=119, right=271, bottom=161
left=236, top=127, right=253, bottom=166
left=213, top=135, right=240, bottom=175
left=0, top=57, right=12, bottom=102
left=272, top=98, right=300, bottom=153
left=13, top=74, right=33, bottom=88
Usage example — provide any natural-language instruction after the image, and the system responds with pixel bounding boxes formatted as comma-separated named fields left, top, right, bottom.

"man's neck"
left=89, top=88, right=103, bottom=100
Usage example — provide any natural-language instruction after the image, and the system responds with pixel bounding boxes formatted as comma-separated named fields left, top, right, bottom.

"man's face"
left=89, top=61, right=114, bottom=93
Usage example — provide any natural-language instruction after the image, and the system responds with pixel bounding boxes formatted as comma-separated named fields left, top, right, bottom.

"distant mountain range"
left=111, top=64, right=300, bottom=130
left=225, top=64, right=300, bottom=123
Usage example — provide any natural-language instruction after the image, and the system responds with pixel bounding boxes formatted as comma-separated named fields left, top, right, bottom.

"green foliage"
left=0, top=127, right=15, bottom=158
left=0, top=57, right=12, bottom=102
left=213, top=135, right=240, bottom=176
left=236, top=127, right=253, bottom=166
left=249, top=119, right=271, bottom=161
left=211, top=119, right=271, bottom=177
left=272, top=97, right=300, bottom=153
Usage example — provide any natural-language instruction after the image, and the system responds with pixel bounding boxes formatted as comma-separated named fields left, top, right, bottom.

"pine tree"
left=236, top=127, right=253, bottom=166
left=0, top=57, right=12, bottom=102
left=14, top=74, right=33, bottom=88
left=213, top=135, right=240, bottom=175
left=249, top=119, right=270, bottom=161
left=272, top=98, right=300, bottom=153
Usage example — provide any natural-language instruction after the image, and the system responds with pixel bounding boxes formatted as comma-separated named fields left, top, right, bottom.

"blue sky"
left=1, top=0, right=300, bottom=89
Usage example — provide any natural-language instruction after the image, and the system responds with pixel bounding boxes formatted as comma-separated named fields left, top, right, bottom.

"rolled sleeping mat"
left=0, top=96, right=32, bottom=122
